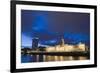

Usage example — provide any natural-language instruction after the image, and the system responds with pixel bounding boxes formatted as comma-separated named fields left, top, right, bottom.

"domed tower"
left=60, top=37, right=65, bottom=47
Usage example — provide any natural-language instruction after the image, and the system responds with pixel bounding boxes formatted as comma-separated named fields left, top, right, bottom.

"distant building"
left=31, top=37, right=88, bottom=52
left=77, top=42, right=86, bottom=51
left=45, top=38, right=88, bottom=52
left=32, top=38, right=39, bottom=49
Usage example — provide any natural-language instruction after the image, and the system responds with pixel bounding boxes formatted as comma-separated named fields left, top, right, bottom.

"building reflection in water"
left=39, top=55, right=87, bottom=62
left=21, top=54, right=88, bottom=63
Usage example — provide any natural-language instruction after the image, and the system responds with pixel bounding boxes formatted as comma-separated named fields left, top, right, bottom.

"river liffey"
left=21, top=54, right=89, bottom=63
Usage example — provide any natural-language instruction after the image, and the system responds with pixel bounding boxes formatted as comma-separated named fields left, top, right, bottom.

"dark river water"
left=21, top=55, right=88, bottom=63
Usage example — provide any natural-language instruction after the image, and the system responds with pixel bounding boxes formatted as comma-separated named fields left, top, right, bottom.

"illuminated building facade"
left=45, top=38, right=88, bottom=52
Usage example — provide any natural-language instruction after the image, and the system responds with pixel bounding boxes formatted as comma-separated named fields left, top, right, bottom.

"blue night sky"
left=21, top=10, right=90, bottom=47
